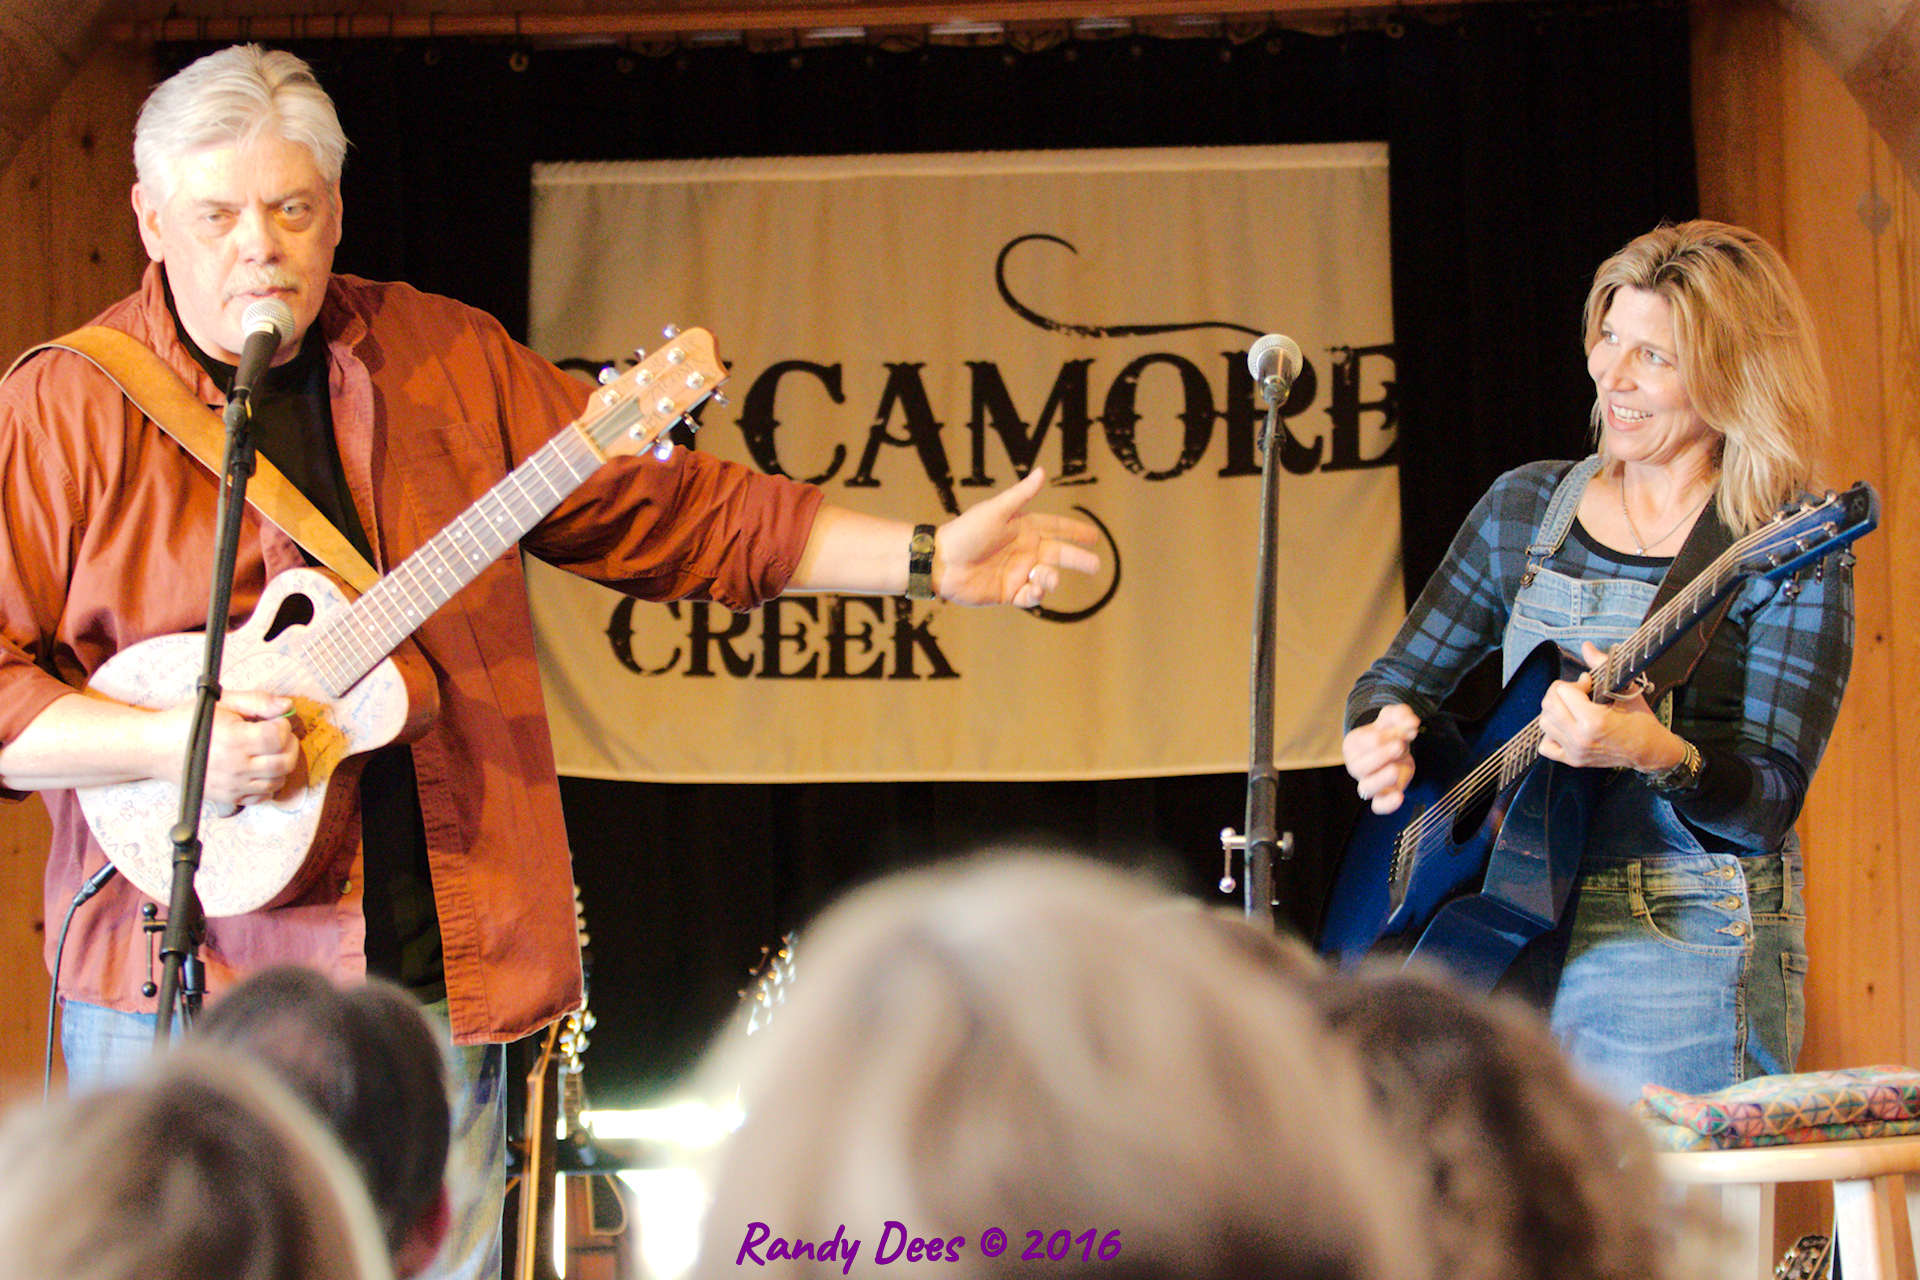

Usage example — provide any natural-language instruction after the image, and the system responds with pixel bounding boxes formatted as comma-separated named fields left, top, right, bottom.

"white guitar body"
left=67, top=328, right=724, bottom=918
left=75, top=568, right=431, bottom=917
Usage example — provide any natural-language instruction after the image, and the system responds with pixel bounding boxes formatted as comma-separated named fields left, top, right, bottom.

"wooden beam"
left=0, top=0, right=126, bottom=174
left=107, top=0, right=1512, bottom=42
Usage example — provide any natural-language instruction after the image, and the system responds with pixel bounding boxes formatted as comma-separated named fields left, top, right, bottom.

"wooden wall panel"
left=0, top=41, right=146, bottom=361
left=1874, top=166, right=1920, bottom=1068
left=0, top=41, right=147, bottom=1088
left=1778, top=11, right=1908, bottom=1074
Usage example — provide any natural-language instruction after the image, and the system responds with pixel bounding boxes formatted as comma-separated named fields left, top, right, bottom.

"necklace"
left=1620, top=473, right=1710, bottom=555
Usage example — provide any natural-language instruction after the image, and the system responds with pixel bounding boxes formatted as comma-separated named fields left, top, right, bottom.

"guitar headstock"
left=1739, top=482, right=1880, bottom=584
left=573, top=326, right=726, bottom=463
left=741, top=933, right=798, bottom=1037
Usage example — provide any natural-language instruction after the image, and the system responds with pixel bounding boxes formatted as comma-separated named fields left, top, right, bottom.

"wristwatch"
left=905, top=524, right=937, bottom=600
left=1645, top=739, right=1704, bottom=793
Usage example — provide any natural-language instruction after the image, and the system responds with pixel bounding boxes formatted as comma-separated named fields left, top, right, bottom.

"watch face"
left=911, top=530, right=936, bottom=556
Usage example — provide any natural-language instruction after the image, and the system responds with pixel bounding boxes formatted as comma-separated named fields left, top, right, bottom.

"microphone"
left=1247, top=333, right=1303, bottom=395
left=229, top=297, right=296, bottom=408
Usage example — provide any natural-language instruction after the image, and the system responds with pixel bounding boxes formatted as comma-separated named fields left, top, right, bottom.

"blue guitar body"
left=1319, top=642, right=1594, bottom=991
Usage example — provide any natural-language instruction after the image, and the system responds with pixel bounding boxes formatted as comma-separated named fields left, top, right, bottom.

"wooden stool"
left=1659, top=1134, right=1920, bottom=1280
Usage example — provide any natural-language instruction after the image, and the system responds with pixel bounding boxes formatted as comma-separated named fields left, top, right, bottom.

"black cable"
left=44, top=864, right=119, bottom=1102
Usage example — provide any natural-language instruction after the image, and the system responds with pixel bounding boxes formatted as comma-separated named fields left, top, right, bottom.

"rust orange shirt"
left=0, top=265, right=823, bottom=1042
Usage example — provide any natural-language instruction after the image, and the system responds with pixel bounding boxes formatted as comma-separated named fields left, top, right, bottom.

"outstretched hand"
left=934, top=469, right=1102, bottom=608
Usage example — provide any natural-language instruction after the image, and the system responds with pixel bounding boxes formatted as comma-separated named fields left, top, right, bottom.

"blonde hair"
left=0, top=1046, right=394, bottom=1280
left=1583, top=220, right=1829, bottom=534
left=135, top=45, right=348, bottom=204
left=693, top=854, right=1431, bottom=1280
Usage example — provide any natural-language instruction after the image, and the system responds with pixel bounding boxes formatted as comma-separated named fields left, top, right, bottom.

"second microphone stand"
left=1220, top=363, right=1298, bottom=929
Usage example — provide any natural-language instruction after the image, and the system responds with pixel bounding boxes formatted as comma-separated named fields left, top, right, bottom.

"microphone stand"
left=152, top=339, right=272, bottom=1045
left=1219, top=370, right=1296, bottom=930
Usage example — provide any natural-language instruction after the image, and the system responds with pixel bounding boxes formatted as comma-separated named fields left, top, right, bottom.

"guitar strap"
left=6, top=326, right=379, bottom=594
left=1634, top=494, right=1736, bottom=701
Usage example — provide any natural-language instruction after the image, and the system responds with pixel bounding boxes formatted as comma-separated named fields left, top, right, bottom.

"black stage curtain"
left=161, top=0, right=1696, bottom=1102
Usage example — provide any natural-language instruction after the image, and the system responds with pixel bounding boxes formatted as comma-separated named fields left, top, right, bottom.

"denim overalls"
left=1502, top=456, right=1805, bottom=1106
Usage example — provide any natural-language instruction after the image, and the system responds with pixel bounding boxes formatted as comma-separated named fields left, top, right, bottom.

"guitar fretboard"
left=296, top=426, right=607, bottom=697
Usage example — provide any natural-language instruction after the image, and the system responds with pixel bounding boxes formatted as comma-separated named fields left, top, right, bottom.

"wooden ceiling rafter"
left=105, top=0, right=1509, bottom=44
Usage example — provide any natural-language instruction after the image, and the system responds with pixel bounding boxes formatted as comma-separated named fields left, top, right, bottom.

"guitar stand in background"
left=1218, top=340, right=1303, bottom=931
left=506, top=1021, right=646, bottom=1280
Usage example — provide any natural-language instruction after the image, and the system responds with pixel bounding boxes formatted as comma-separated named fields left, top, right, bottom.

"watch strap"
left=906, top=523, right=937, bottom=600
left=1646, top=739, right=1704, bottom=793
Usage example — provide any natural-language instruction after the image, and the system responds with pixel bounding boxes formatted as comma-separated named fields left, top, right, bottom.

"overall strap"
left=8, top=326, right=379, bottom=594
left=1521, top=454, right=1604, bottom=586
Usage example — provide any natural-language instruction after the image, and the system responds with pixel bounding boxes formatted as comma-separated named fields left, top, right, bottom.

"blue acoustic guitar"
left=1318, top=482, right=1880, bottom=992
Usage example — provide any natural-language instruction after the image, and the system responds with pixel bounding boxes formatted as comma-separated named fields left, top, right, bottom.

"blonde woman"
left=1341, top=220, right=1852, bottom=1104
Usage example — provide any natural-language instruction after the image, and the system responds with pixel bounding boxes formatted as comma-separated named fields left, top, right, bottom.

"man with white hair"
left=0, top=44, right=1098, bottom=1279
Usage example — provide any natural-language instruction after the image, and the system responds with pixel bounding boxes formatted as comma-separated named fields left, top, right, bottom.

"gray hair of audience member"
left=194, top=964, right=451, bottom=1258
left=693, top=853, right=1433, bottom=1280
left=134, top=44, right=348, bottom=203
left=1307, top=963, right=1708, bottom=1280
left=0, top=1045, right=394, bottom=1280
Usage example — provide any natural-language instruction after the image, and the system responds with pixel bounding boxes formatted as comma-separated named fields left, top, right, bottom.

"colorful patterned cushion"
left=1634, top=1066, right=1920, bottom=1152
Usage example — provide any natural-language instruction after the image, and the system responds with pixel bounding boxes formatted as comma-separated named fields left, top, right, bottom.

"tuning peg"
left=662, top=324, right=681, bottom=339
left=711, top=390, right=730, bottom=408
left=653, top=438, right=675, bottom=462
left=596, top=365, right=618, bottom=385
left=632, top=347, right=646, bottom=363
left=678, top=414, right=700, bottom=434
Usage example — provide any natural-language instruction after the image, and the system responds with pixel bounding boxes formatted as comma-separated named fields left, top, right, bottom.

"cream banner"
left=527, top=144, right=1402, bottom=782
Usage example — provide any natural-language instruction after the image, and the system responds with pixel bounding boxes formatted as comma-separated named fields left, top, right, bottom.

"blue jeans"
left=61, top=996, right=507, bottom=1280
left=1549, top=851, right=1806, bottom=1106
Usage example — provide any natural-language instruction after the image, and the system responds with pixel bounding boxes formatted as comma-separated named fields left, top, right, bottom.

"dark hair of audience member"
left=0, top=1044, right=393, bottom=1280
left=693, top=853, right=1433, bottom=1280
left=194, top=964, right=450, bottom=1263
left=1307, top=963, right=1711, bottom=1280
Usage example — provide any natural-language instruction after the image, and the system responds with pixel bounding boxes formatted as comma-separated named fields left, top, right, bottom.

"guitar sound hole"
left=1450, top=789, right=1496, bottom=849
left=261, top=592, right=316, bottom=642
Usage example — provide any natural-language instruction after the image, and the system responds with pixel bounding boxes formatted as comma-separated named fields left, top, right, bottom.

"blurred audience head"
left=195, top=964, right=451, bottom=1276
left=1307, top=962, right=1712, bottom=1280
left=694, top=852, right=1431, bottom=1280
left=0, top=1044, right=393, bottom=1280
